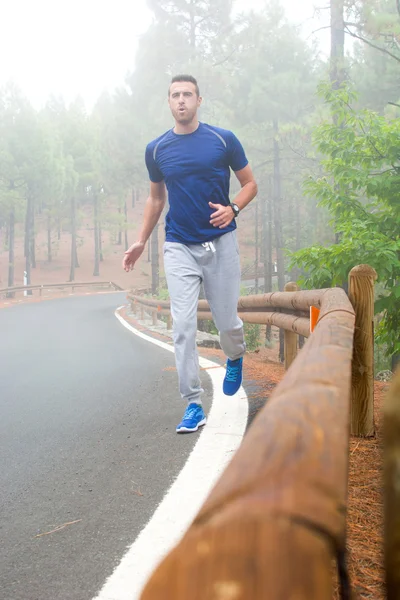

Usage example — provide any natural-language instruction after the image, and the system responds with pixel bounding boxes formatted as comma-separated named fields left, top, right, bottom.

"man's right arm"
left=122, top=181, right=166, bottom=272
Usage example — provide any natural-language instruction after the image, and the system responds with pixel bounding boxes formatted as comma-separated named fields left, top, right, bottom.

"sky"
left=0, top=0, right=330, bottom=110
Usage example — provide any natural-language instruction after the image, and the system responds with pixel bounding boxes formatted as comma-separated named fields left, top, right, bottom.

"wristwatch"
left=229, top=202, right=240, bottom=218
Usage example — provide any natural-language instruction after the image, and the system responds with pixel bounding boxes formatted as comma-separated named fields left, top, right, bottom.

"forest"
left=0, top=0, right=399, bottom=369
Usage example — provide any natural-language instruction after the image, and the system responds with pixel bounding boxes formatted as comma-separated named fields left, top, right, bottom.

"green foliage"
left=157, top=286, right=170, bottom=301
left=244, top=322, right=261, bottom=351
left=290, top=82, right=400, bottom=358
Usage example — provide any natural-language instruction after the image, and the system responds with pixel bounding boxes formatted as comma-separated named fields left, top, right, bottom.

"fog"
left=1, top=0, right=329, bottom=109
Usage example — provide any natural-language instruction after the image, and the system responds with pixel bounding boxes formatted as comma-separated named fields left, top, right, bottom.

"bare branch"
left=344, top=26, right=400, bottom=63
left=307, top=25, right=332, bottom=39
left=368, top=168, right=400, bottom=176
left=391, top=34, right=400, bottom=52
left=344, top=21, right=363, bottom=29
left=388, top=101, right=400, bottom=108
left=356, top=119, right=386, bottom=160
left=212, top=47, right=238, bottom=67
left=284, top=142, right=319, bottom=163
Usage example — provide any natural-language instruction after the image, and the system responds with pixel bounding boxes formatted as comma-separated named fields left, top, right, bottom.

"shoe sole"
left=176, top=418, right=207, bottom=434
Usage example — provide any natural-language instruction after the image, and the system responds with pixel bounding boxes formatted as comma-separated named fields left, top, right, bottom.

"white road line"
left=92, top=307, right=248, bottom=600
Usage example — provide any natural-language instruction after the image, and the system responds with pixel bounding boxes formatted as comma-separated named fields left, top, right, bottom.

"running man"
left=123, top=74, right=257, bottom=433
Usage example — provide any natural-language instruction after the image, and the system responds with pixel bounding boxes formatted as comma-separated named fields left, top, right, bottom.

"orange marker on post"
left=310, top=305, right=320, bottom=333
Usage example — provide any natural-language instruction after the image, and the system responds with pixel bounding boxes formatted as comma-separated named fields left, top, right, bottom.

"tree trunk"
left=7, top=209, right=15, bottom=296
left=255, top=201, right=259, bottom=294
left=151, top=224, right=159, bottom=295
left=47, top=216, right=52, bottom=262
left=330, top=0, right=350, bottom=284
left=69, top=196, right=77, bottom=282
left=262, top=191, right=273, bottom=343
left=272, top=120, right=285, bottom=362
left=118, top=206, right=122, bottom=245
left=295, top=196, right=301, bottom=252
left=124, top=200, right=129, bottom=251
left=74, top=238, right=79, bottom=268
left=25, top=194, right=32, bottom=286
left=330, top=0, right=345, bottom=90
left=290, top=197, right=302, bottom=281
left=331, top=0, right=348, bottom=263
left=93, top=192, right=100, bottom=276
left=24, top=199, right=29, bottom=259
left=30, top=198, right=36, bottom=269
left=189, top=0, right=196, bottom=52
left=99, top=224, right=103, bottom=262
left=4, top=221, right=9, bottom=250
left=273, top=121, right=285, bottom=292
left=266, top=196, right=273, bottom=294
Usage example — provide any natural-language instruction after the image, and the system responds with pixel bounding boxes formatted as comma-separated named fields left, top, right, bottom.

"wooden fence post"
left=284, top=282, right=299, bottom=370
left=167, top=314, right=172, bottom=331
left=140, top=305, right=145, bottom=320
left=384, top=367, right=400, bottom=598
left=348, top=264, right=377, bottom=437
left=152, top=310, right=158, bottom=326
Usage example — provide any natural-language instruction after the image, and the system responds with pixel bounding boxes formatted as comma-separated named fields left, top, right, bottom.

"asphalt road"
left=0, top=293, right=212, bottom=600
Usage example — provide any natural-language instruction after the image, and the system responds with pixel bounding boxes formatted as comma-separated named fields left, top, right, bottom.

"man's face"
left=168, top=82, right=202, bottom=125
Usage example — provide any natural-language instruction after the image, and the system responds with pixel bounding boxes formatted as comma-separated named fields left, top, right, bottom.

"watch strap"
left=229, top=202, right=240, bottom=217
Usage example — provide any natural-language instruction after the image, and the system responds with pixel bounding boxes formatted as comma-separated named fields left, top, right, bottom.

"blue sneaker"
left=176, top=403, right=207, bottom=433
left=223, top=357, right=243, bottom=396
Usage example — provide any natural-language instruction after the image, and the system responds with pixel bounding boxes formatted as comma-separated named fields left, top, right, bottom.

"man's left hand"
left=209, top=202, right=235, bottom=228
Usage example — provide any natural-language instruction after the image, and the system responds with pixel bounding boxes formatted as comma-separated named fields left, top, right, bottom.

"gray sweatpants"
left=163, top=230, right=246, bottom=405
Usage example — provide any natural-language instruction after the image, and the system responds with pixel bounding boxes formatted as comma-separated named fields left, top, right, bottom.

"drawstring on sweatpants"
left=202, top=241, right=216, bottom=253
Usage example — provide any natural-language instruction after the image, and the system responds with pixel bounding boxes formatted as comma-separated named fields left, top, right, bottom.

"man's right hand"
left=122, top=241, right=145, bottom=272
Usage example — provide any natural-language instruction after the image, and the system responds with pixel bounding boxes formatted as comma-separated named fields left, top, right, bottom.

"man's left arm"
left=209, top=164, right=258, bottom=229
left=231, top=164, right=258, bottom=212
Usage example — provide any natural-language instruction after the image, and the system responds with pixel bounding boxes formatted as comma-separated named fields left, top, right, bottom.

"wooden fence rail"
left=139, top=286, right=356, bottom=599
left=130, top=292, right=311, bottom=340
left=129, top=265, right=376, bottom=440
left=0, top=281, right=123, bottom=298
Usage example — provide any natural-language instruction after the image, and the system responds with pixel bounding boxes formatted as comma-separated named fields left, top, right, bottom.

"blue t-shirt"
left=145, top=122, right=248, bottom=244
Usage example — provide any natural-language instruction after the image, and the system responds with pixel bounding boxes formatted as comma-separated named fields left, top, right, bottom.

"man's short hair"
left=169, top=75, right=200, bottom=97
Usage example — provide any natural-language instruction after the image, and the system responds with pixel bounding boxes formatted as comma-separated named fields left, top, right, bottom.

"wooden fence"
left=0, top=280, right=123, bottom=299
left=129, top=265, right=377, bottom=439
left=127, top=264, right=384, bottom=598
